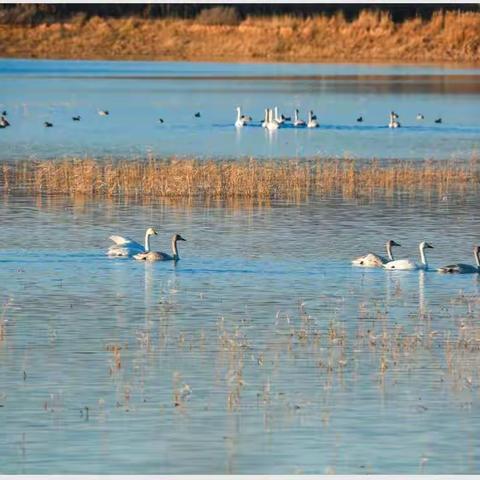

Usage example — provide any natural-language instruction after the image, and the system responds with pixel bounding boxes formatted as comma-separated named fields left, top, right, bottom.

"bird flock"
left=0, top=106, right=443, bottom=130
left=353, top=240, right=480, bottom=273
left=107, top=227, right=479, bottom=274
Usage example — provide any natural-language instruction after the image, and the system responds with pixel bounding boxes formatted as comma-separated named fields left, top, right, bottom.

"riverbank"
left=1, top=10, right=480, bottom=63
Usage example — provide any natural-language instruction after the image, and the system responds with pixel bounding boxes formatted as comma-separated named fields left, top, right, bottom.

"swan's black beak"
left=426, top=243, right=434, bottom=249
left=391, top=241, right=401, bottom=247
left=178, top=235, right=186, bottom=242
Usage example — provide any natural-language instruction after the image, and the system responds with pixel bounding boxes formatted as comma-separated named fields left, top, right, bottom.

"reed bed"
left=1, top=10, right=480, bottom=63
left=1, top=157, right=478, bottom=200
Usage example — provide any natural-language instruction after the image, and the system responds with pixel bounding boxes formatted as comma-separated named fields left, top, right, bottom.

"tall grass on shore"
left=1, top=9, right=480, bottom=63
left=1, top=157, right=478, bottom=200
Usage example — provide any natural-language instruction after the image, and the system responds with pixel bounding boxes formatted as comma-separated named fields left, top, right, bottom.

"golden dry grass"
left=1, top=10, right=480, bottom=63
left=1, top=157, right=478, bottom=200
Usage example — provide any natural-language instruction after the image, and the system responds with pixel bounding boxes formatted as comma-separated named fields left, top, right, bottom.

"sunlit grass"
left=1, top=157, right=478, bottom=200
left=1, top=10, right=480, bottom=63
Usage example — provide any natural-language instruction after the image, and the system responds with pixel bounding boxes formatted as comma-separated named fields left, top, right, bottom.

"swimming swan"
left=437, top=246, right=480, bottom=274
left=265, top=109, right=279, bottom=131
left=384, top=241, right=433, bottom=270
left=134, top=234, right=186, bottom=261
left=235, top=107, right=250, bottom=128
left=107, top=227, right=158, bottom=257
left=352, top=240, right=401, bottom=267
left=307, top=110, right=318, bottom=128
left=293, top=109, right=306, bottom=127
left=388, top=111, right=400, bottom=128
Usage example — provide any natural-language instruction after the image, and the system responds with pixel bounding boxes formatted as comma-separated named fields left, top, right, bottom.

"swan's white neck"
left=419, top=244, right=428, bottom=267
left=386, top=243, right=394, bottom=261
left=274, top=107, right=279, bottom=121
left=308, top=111, right=312, bottom=123
left=474, top=249, right=480, bottom=268
left=145, top=231, right=152, bottom=252
left=236, top=107, right=241, bottom=121
left=294, top=109, right=298, bottom=122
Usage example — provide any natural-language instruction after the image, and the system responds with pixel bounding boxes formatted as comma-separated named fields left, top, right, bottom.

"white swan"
left=307, top=110, right=318, bottom=128
left=293, top=109, right=305, bottom=127
left=107, top=227, right=157, bottom=257
left=98, top=110, right=109, bottom=116
left=235, top=107, right=250, bottom=128
left=265, top=108, right=279, bottom=131
left=384, top=241, right=433, bottom=271
left=437, top=246, right=480, bottom=274
left=388, top=111, right=400, bottom=128
left=261, top=108, right=268, bottom=128
left=352, top=240, right=401, bottom=267
left=134, top=234, right=186, bottom=262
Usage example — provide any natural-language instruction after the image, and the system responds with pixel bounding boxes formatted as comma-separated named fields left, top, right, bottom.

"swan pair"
left=292, top=109, right=318, bottom=128
left=262, top=108, right=279, bottom=130
left=353, top=240, right=433, bottom=270
left=235, top=107, right=252, bottom=128
left=388, top=111, right=400, bottom=128
left=107, top=227, right=186, bottom=262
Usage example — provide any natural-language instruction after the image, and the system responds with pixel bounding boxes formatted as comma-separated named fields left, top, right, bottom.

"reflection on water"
left=1, top=191, right=480, bottom=473
left=1, top=59, right=480, bottom=161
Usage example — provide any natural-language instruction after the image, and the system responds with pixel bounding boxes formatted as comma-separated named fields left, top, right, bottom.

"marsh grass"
left=1, top=157, right=478, bottom=201
left=2, top=10, right=480, bottom=62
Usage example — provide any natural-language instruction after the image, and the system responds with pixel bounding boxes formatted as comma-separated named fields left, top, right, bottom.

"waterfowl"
left=416, top=114, right=424, bottom=120
left=194, top=112, right=201, bottom=118
left=44, top=121, right=53, bottom=128
left=134, top=233, right=186, bottom=262
left=356, top=116, right=363, bottom=123
left=352, top=240, right=401, bottom=267
left=1, top=110, right=7, bottom=116
left=158, top=118, right=164, bottom=124
left=72, top=115, right=81, bottom=121
left=434, top=118, right=442, bottom=124
left=98, top=110, right=109, bottom=116
left=293, top=109, right=306, bottom=127
left=384, top=241, right=433, bottom=271
left=437, top=246, right=480, bottom=274
left=388, top=111, right=400, bottom=128
left=235, top=107, right=249, bottom=128
left=107, top=227, right=158, bottom=257
left=0, top=116, right=10, bottom=127
left=265, top=109, right=279, bottom=131
left=307, top=110, right=318, bottom=128
left=261, top=109, right=268, bottom=128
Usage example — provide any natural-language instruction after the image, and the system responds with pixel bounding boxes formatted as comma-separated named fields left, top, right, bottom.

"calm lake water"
left=1, top=59, right=480, bottom=474
left=1, top=58, right=480, bottom=161
left=1, top=191, right=480, bottom=474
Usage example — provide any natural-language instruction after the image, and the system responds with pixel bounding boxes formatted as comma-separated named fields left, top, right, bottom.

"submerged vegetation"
left=1, top=9, right=480, bottom=63
left=1, top=157, right=478, bottom=200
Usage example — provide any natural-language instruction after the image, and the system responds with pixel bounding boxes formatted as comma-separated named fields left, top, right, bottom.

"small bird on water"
left=72, top=115, right=81, bottom=121
left=44, top=121, right=53, bottom=128
left=434, top=118, right=442, bottom=124
left=194, top=112, right=201, bottom=118
left=356, top=116, right=363, bottom=122
left=98, top=110, right=109, bottom=116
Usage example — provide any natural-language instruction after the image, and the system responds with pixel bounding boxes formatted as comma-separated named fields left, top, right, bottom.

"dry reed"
left=1, top=157, right=478, bottom=200
left=1, top=10, right=480, bottom=63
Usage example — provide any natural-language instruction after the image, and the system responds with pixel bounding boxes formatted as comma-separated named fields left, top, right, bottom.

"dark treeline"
left=0, top=3, right=479, bottom=25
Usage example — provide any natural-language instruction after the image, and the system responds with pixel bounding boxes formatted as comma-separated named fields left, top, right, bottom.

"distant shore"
left=1, top=10, right=480, bottom=64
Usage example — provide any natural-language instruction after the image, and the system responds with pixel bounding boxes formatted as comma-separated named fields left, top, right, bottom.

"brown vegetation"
left=1, top=157, right=478, bottom=200
left=1, top=10, right=480, bottom=63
